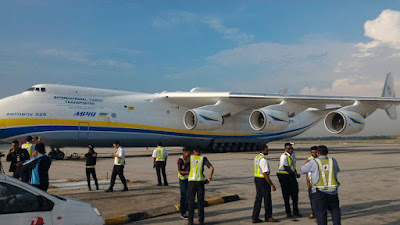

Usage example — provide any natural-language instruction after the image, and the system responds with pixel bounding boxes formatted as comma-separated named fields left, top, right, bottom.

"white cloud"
left=152, top=11, right=254, bottom=45
left=39, top=49, right=134, bottom=69
left=364, top=9, right=400, bottom=44
left=152, top=11, right=197, bottom=28
left=203, top=18, right=254, bottom=45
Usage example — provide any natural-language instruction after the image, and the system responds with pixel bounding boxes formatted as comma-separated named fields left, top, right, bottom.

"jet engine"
left=183, top=109, right=223, bottom=130
left=324, top=110, right=365, bottom=135
left=249, top=108, right=289, bottom=132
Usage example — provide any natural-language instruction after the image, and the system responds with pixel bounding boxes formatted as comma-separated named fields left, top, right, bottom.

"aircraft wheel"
left=57, top=151, right=65, bottom=160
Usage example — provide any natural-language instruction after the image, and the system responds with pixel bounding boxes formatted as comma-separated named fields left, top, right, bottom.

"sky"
left=1, top=1, right=400, bottom=137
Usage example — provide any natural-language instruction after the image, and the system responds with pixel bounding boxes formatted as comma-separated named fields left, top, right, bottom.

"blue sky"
left=1, top=1, right=400, bottom=136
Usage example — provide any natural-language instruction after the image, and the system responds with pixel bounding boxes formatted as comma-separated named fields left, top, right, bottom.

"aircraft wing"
left=160, top=92, right=400, bottom=110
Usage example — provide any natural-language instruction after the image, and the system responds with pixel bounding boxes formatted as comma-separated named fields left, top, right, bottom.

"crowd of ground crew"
left=4, top=136, right=340, bottom=225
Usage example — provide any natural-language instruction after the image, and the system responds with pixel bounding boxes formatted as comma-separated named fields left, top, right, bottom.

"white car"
left=0, top=174, right=105, bottom=225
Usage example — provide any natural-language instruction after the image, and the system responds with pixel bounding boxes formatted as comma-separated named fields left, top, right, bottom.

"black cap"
left=88, top=145, right=94, bottom=150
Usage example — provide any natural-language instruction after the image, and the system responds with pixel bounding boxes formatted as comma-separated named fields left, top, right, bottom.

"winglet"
left=382, top=72, right=397, bottom=119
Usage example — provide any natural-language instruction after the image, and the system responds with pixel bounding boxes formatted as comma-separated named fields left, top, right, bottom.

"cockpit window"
left=41, top=88, right=46, bottom=92
left=35, top=88, right=40, bottom=91
left=26, top=88, right=34, bottom=92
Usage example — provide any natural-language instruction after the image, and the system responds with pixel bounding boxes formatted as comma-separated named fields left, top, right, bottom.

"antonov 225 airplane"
left=0, top=73, right=399, bottom=159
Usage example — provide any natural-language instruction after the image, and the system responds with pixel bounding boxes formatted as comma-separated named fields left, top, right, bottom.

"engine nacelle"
left=249, top=108, right=289, bottom=132
left=324, top=110, right=365, bottom=135
left=183, top=109, right=223, bottom=130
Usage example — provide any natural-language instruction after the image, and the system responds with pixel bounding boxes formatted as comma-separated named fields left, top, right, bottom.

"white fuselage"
left=0, top=84, right=324, bottom=149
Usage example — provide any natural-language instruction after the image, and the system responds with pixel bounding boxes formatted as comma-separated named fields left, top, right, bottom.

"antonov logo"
left=73, top=112, right=96, bottom=117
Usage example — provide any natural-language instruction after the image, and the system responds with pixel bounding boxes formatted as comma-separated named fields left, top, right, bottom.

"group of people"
left=6, top=136, right=52, bottom=191
left=5, top=137, right=340, bottom=225
left=252, top=143, right=341, bottom=225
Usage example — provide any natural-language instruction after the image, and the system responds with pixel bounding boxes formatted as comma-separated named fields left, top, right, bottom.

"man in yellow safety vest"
left=252, top=145, right=279, bottom=223
left=277, top=143, right=302, bottom=218
left=21, top=136, right=35, bottom=157
left=177, top=147, right=191, bottom=219
left=152, top=141, right=169, bottom=186
left=105, top=141, right=128, bottom=192
left=301, top=145, right=341, bottom=225
left=184, top=147, right=214, bottom=225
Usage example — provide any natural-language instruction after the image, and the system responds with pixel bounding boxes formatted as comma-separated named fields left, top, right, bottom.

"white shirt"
left=152, top=146, right=169, bottom=161
left=114, top=146, right=125, bottom=165
left=258, top=154, right=270, bottom=175
left=278, top=152, right=296, bottom=171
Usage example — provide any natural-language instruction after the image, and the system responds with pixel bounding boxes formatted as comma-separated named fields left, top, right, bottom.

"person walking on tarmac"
left=22, top=143, right=52, bottom=191
left=252, top=145, right=279, bottom=223
left=184, top=147, right=214, bottom=225
left=83, top=145, right=99, bottom=191
left=301, top=145, right=341, bottom=225
left=6, top=140, right=30, bottom=182
left=177, top=147, right=191, bottom=219
left=152, top=141, right=169, bottom=186
left=21, top=136, right=36, bottom=157
left=306, top=146, right=318, bottom=219
left=105, top=141, right=128, bottom=192
left=277, top=143, right=303, bottom=218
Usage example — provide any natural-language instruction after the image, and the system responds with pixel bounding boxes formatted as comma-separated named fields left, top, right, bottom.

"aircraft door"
left=78, top=122, right=89, bottom=139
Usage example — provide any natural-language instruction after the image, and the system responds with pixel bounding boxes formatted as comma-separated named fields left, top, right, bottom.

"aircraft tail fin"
left=278, top=88, right=287, bottom=95
left=382, top=72, right=397, bottom=119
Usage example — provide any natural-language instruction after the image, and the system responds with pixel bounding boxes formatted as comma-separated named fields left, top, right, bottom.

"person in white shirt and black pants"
left=252, top=145, right=279, bottom=223
left=152, top=141, right=169, bottom=186
left=105, top=141, right=128, bottom=192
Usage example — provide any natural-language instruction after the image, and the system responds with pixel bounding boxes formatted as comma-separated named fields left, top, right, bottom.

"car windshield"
left=25, top=88, right=34, bottom=92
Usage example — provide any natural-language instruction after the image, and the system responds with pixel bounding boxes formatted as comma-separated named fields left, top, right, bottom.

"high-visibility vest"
left=313, top=158, right=340, bottom=190
left=188, top=155, right=205, bottom=182
left=21, top=142, right=34, bottom=157
left=86, top=165, right=96, bottom=168
left=116, top=148, right=125, bottom=165
left=278, top=152, right=295, bottom=174
left=156, top=147, right=166, bottom=161
left=178, top=156, right=189, bottom=180
left=254, top=154, right=265, bottom=178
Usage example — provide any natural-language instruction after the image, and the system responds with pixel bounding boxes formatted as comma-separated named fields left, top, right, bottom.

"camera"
left=0, top=153, right=5, bottom=157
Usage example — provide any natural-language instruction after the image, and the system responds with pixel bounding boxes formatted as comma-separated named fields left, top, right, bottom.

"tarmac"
left=1, top=142, right=400, bottom=225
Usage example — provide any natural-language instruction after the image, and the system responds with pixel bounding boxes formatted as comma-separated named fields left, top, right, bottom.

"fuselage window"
left=35, top=88, right=40, bottom=91
left=26, top=88, right=34, bottom=92
left=41, top=88, right=46, bottom=92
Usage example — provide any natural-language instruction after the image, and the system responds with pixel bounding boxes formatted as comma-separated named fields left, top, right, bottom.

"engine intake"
left=183, top=109, right=223, bottom=130
left=324, top=110, right=365, bottom=135
left=249, top=108, right=289, bottom=132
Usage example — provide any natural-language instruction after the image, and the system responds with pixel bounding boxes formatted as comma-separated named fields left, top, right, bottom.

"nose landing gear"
left=48, top=147, right=65, bottom=160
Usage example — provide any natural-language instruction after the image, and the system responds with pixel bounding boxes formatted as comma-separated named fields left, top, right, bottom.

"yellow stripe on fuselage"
left=0, top=118, right=258, bottom=136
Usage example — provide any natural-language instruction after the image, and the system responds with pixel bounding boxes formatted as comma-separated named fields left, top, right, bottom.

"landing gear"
left=48, top=147, right=65, bottom=160
left=210, top=142, right=263, bottom=153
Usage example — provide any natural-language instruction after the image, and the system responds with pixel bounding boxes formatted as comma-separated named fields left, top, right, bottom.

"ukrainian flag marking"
left=99, top=113, right=108, bottom=118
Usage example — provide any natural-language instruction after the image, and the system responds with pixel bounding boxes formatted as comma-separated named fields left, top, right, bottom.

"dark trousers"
left=277, top=173, right=299, bottom=215
left=13, top=167, right=29, bottom=183
left=312, top=191, right=341, bottom=225
left=86, top=168, right=99, bottom=189
left=32, top=182, right=49, bottom=192
left=109, top=165, right=128, bottom=190
left=252, top=177, right=272, bottom=220
left=179, top=179, right=188, bottom=216
left=188, top=181, right=205, bottom=224
left=155, top=161, right=168, bottom=185
left=309, top=188, right=315, bottom=215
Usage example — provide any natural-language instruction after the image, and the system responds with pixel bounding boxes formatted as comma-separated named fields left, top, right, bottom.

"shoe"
left=88, top=187, right=92, bottom=191
left=180, top=214, right=188, bottom=219
left=121, top=188, right=129, bottom=192
left=96, top=187, right=100, bottom=190
left=157, top=184, right=162, bottom=186
left=105, top=189, right=113, bottom=192
left=164, top=183, right=169, bottom=186
left=308, top=214, right=316, bottom=219
left=252, top=218, right=263, bottom=223
left=286, top=214, right=293, bottom=218
left=294, top=212, right=303, bottom=217
left=266, top=217, right=279, bottom=222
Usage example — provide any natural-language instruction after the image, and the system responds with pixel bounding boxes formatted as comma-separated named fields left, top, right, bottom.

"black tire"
left=57, top=151, right=65, bottom=160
